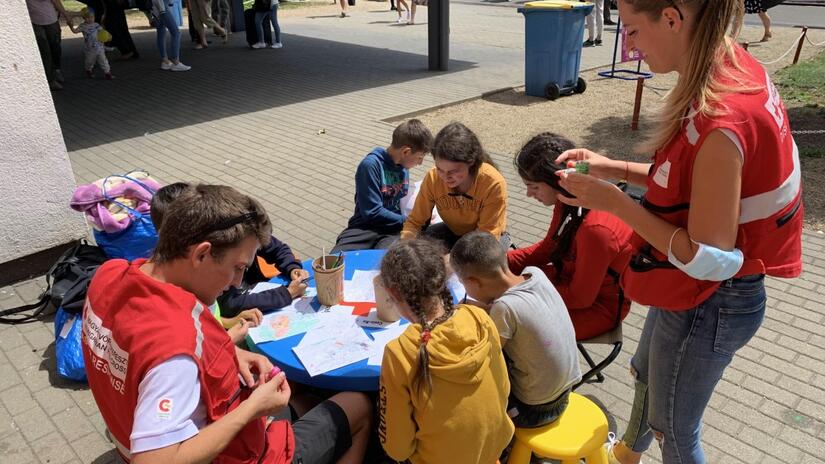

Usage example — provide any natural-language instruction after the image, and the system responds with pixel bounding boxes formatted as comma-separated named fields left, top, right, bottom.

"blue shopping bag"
left=94, top=172, right=158, bottom=261
left=54, top=307, right=87, bottom=383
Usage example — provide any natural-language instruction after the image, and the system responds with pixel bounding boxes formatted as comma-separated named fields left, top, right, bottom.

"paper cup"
left=312, top=255, right=344, bottom=306
left=373, top=275, right=400, bottom=323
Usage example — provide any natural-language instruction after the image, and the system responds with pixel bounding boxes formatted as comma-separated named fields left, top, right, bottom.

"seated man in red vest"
left=81, top=184, right=372, bottom=464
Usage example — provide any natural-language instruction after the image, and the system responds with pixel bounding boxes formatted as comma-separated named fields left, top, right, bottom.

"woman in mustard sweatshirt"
left=401, top=122, right=510, bottom=249
left=378, top=239, right=514, bottom=464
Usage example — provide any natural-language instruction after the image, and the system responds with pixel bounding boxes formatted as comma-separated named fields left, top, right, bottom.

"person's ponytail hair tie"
left=421, top=330, right=432, bottom=344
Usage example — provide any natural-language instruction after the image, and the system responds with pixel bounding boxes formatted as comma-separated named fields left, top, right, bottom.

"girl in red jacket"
left=507, top=132, right=633, bottom=340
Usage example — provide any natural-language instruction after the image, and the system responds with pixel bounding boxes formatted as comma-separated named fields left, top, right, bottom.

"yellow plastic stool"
left=509, top=393, right=609, bottom=464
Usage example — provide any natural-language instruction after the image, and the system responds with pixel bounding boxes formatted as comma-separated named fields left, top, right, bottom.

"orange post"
left=793, top=27, right=808, bottom=65
left=631, top=78, right=644, bottom=131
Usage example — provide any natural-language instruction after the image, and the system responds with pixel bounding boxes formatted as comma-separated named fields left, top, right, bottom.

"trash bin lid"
left=522, top=0, right=592, bottom=9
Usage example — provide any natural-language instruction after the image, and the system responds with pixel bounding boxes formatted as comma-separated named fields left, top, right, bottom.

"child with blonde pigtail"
left=377, top=238, right=513, bottom=464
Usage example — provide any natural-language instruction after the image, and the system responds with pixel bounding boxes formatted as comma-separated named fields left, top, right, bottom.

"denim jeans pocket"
left=713, top=301, right=766, bottom=357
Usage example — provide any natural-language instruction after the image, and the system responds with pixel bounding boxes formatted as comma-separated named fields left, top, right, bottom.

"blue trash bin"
left=518, top=1, right=593, bottom=100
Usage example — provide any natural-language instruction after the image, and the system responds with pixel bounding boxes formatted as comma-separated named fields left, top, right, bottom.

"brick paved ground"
left=2, top=3, right=824, bottom=463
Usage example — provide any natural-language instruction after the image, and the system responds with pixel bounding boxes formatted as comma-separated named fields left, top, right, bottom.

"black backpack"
left=0, top=241, right=108, bottom=324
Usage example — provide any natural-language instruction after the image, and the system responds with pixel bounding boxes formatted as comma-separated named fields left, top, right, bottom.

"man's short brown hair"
left=390, top=119, right=433, bottom=153
left=153, top=184, right=272, bottom=263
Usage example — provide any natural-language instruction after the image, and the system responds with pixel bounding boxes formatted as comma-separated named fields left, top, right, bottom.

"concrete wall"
left=0, top=0, right=86, bottom=263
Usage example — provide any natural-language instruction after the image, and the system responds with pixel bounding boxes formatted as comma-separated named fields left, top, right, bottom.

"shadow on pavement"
left=53, top=29, right=476, bottom=151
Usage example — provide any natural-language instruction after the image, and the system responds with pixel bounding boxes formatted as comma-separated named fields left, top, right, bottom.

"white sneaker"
left=252, top=42, right=267, bottom=49
left=160, top=61, right=173, bottom=70
left=170, top=62, right=191, bottom=72
left=605, top=432, right=642, bottom=464
left=396, top=17, right=405, bottom=24
left=271, top=42, right=283, bottom=49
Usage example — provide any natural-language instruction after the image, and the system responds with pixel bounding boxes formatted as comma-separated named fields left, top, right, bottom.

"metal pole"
left=631, top=77, right=644, bottom=131
left=609, top=16, right=621, bottom=75
left=793, top=26, right=808, bottom=65
left=428, top=0, right=450, bottom=71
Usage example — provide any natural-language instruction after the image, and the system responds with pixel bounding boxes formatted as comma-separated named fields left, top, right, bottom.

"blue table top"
left=247, top=250, right=399, bottom=392
left=247, top=249, right=466, bottom=392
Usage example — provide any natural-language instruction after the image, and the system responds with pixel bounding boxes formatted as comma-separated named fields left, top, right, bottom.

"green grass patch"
left=775, top=49, right=825, bottom=107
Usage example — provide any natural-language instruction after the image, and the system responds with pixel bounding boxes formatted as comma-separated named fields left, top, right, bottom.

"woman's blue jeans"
left=156, top=11, right=181, bottom=61
left=255, top=5, right=281, bottom=44
left=622, top=274, right=766, bottom=463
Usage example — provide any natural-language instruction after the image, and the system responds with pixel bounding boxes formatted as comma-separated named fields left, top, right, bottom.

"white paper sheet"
left=293, top=319, right=373, bottom=377
left=343, top=270, right=380, bottom=302
left=356, top=308, right=400, bottom=330
left=367, top=323, right=409, bottom=366
left=298, top=311, right=356, bottom=347
left=249, top=281, right=283, bottom=294
left=248, top=309, right=319, bottom=344
left=446, top=273, right=467, bottom=302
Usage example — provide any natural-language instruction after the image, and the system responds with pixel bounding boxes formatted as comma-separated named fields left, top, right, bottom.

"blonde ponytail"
left=626, top=0, right=760, bottom=153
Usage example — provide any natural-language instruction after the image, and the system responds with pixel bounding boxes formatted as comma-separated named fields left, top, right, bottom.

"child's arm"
left=506, top=220, right=557, bottom=275
left=222, top=308, right=264, bottom=329
left=555, top=223, right=619, bottom=310
left=221, top=286, right=295, bottom=313
left=258, top=236, right=302, bottom=277
left=354, top=158, right=405, bottom=229
left=67, top=19, right=79, bottom=33
left=226, top=320, right=249, bottom=344
left=379, top=351, right=417, bottom=461
left=400, top=174, right=436, bottom=240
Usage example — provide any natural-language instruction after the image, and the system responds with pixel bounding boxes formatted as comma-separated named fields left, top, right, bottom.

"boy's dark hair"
left=153, top=184, right=272, bottom=264
left=514, top=132, right=584, bottom=275
left=150, top=182, right=192, bottom=229
left=380, top=239, right=454, bottom=396
left=432, top=122, right=497, bottom=176
left=391, top=119, right=434, bottom=154
left=450, top=231, right=508, bottom=279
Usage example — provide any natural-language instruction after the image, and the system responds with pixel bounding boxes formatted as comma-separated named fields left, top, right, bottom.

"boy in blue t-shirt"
left=332, top=119, right=433, bottom=252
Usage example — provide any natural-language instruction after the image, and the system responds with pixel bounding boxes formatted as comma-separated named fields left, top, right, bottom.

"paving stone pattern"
left=2, top=4, right=824, bottom=462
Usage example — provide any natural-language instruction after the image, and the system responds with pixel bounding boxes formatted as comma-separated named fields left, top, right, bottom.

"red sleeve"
left=507, top=216, right=557, bottom=275
left=555, top=222, right=620, bottom=310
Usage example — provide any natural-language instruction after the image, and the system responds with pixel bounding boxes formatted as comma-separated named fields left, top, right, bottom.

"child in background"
left=68, top=8, right=113, bottom=79
left=150, top=182, right=302, bottom=343
left=332, top=119, right=433, bottom=253
left=451, top=231, right=581, bottom=428
left=378, top=239, right=513, bottom=464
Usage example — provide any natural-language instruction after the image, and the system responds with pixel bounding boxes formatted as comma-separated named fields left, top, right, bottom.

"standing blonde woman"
left=554, top=1, right=803, bottom=463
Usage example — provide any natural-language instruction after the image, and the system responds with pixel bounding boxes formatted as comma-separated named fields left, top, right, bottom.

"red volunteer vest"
left=82, top=259, right=295, bottom=463
left=621, top=45, right=803, bottom=311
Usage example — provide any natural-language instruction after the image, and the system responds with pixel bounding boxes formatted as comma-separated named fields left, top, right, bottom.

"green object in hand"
left=575, top=161, right=590, bottom=175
